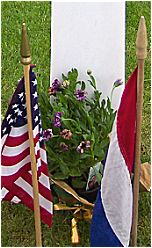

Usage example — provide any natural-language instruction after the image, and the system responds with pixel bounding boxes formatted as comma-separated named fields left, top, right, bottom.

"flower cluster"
left=76, top=141, right=91, bottom=153
left=113, top=79, right=123, bottom=87
left=39, top=68, right=121, bottom=188
left=74, top=89, right=87, bottom=101
left=48, top=79, right=60, bottom=95
left=43, top=129, right=53, bottom=141
left=60, top=129, right=72, bottom=140
left=53, top=112, right=63, bottom=127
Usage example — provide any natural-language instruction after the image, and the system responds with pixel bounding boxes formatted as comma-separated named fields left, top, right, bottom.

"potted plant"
left=39, top=68, right=122, bottom=202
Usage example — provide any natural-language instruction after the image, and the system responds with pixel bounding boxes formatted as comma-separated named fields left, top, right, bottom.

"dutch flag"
left=91, top=68, right=138, bottom=247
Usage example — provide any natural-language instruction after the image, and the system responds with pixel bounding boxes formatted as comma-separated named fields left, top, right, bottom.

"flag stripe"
left=1, top=134, right=8, bottom=148
left=2, top=188, right=16, bottom=201
left=21, top=171, right=53, bottom=202
left=11, top=196, right=21, bottom=203
left=9, top=124, right=39, bottom=139
left=1, top=155, right=48, bottom=180
left=2, top=140, right=30, bottom=156
left=15, top=177, right=53, bottom=214
left=36, top=160, right=49, bottom=176
left=117, top=67, right=137, bottom=173
left=2, top=135, right=43, bottom=166
left=5, top=132, right=29, bottom=147
left=9, top=124, right=28, bottom=137
left=2, top=149, right=30, bottom=167
left=1, top=163, right=31, bottom=187
left=101, top=121, right=132, bottom=247
left=91, top=190, right=122, bottom=247
left=39, top=147, right=47, bottom=164
left=1, top=187, right=9, bottom=199
left=1, top=66, right=52, bottom=227
left=3, top=182, right=52, bottom=227
left=3, top=132, right=40, bottom=155
left=2, top=154, right=31, bottom=174
left=91, top=68, right=137, bottom=247
left=39, top=172, right=50, bottom=189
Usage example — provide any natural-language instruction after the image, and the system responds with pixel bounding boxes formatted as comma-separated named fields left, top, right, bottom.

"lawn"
left=1, top=1, right=151, bottom=247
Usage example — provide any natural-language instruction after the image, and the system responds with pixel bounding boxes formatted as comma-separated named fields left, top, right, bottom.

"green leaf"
left=59, top=162, right=70, bottom=175
left=80, top=120, right=87, bottom=131
left=94, top=144, right=105, bottom=159
left=62, top=118, right=81, bottom=131
left=90, top=75, right=96, bottom=89
left=62, top=73, right=68, bottom=81
left=93, top=165, right=102, bottom=185
left=88, top=80, right=95, bottom=89
left=81, top=81, right=86, bottom=90
left=82, top=133, right=90, bottom=140
left=68, top=68, right=78, bottom=82
left=86, top=112, right=93, bottom=130
left=107, top=97, right=112, bottom=111
left=87, top=74, right=96, bottom=89
left=69, top=168, right=81, bottom=177
left=91, top=132, right=95, bottom=143
left=101, top=99, right=106, bottom=108
left=76, top=81, right=82, bottom=85
left=80, top=153, right=92, bottom=159
left=53, top=172, right=68, bottom=180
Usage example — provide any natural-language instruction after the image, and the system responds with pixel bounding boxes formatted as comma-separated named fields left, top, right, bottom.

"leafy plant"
left=39, top=68, right=121, bottom=190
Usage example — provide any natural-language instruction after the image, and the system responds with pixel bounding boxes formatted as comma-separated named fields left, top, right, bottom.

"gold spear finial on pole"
left=130, top=16, right=147, bottom=247
left=20, top=23, right=42, bottom=247
left=20, top=23, right=31, bottom=65
left=136, top=16, right=147, bottom=59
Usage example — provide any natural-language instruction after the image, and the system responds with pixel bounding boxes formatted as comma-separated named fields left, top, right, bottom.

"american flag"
left=1, top=65, right=53, bottom=227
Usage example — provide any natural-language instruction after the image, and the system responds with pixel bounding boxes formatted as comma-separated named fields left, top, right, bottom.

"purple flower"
left=48, top=79, right=61, bottom=96
left=113, top=79, right=123, bottom=87
left=74, top=89, right=87, bottom=101
left=53, top=112, right=63, bottom=127
left=60, top=142, right=69, bottom=152
left=52, top=79, right=60, bottom=90
left=76, top=141, right=91, bottom=153
left=43, top=129, right=53, bottom=141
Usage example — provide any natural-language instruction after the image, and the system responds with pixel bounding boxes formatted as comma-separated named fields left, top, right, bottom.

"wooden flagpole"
left=20, top=23, right=42, bottom=247
left=130, top=16, right=147, bottom=247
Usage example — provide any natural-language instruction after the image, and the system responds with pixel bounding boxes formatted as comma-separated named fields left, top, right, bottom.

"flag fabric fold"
left=90, top=67, right=137, bottom=247
left=1, top=65, right=53, bottom=227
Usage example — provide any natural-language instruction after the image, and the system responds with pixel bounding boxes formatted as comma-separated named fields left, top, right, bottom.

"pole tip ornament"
left=136, top=16, right=147, bottom=59
left=20, top=23, right=31, bottom=65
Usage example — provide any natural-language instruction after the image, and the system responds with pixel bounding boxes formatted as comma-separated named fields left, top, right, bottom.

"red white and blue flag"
left=91, top=68, right=137, bottom=247
left=1, top=65, right=53, bottom=227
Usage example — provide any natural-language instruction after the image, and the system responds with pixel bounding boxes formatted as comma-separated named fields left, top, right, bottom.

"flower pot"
left=75, top=186, right=99, bottom=203
left=51, top=181, right=98, bottom=205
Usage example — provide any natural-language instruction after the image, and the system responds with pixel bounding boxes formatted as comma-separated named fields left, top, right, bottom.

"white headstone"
left=50, top=2, right=125, bottom=109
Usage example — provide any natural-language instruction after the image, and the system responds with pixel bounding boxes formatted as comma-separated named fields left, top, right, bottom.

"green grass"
left=126, top=2, right=151, bottom=246
left=1, top=1, right=151, bottom=247
left=1, top=1, right=51, bottom=119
